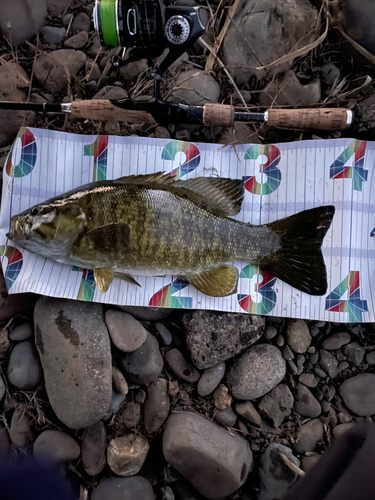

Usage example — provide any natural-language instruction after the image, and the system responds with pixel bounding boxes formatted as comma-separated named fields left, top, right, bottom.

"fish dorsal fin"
left=185, top=265, right=239, bottom=297
left=115, top=172, right=177, bottom=186
left=177, top=177, right=244, bottom=216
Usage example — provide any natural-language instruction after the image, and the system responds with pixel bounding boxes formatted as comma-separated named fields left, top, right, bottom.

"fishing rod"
left=0, top=0, right=355, bottom=132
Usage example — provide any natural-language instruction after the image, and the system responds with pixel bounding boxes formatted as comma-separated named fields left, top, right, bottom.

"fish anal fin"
left=178, top=177, right=244, bottom=216
left=262, top=205, right=335, bottom=295
left=94, top=268, right=114, bottom=293
left=114, top=272, right=141, bottom=287
left=185, top=265, right=239, bottom=297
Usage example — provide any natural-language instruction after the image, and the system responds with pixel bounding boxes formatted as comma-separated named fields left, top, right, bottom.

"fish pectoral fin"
left=94, top=268, right=115, bottom=293
left=185, top=265, right=239, bottom=297
left=177, top=177, right=244, bottom=216
left=114, top=272, right=141, bottom=287
left=82, top=223, right=131, bottom=251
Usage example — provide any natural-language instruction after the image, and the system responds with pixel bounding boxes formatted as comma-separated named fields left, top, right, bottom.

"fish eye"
left=30, top=208, right=39, bottom=216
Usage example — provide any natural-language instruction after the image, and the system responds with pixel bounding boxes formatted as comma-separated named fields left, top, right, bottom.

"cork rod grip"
left=203, top=103, right=235, bottom=127
left=70, top=100, right=157, bottom=124
left=267, top=108, right=353, bottom=131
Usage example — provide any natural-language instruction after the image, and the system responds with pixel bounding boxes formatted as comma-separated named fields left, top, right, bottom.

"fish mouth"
left=6, top=232, right=13, bottom=240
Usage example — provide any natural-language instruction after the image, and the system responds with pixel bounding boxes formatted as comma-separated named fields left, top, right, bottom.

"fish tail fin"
left=261, top=206, right=335, bottom=295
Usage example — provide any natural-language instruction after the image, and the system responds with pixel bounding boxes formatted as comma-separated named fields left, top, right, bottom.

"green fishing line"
left=99, top=0, right=119, bottom=46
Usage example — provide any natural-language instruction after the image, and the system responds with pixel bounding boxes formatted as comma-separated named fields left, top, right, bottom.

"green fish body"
left=8, top=173, right=335, bottom=297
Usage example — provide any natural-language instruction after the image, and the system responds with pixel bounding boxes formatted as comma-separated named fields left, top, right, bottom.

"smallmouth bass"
left=7, top=172, right=335, bottom=297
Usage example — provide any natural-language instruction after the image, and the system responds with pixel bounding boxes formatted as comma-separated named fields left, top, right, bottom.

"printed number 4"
left=325, top=271, right=368, bottom=322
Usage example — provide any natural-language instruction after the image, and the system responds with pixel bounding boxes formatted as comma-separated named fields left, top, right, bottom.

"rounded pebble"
left=112, top=366, right=129, bottom=395
left=91, top=476, right=155, bottom=500
left=344, top=342, right=365, bottom=366
left=340, top=374, right=375, bottom=416
left=153, top=322, right=173, bottom=346
left=322, top=331, right=351, bottom=350
left=0, top=376, right=5, bottom=401
left=164, top=348, right=200, bottom=383
left=105, top=310, right=147, bottom=353
left=116, top=401, right=141, bottom=430
left=33, top=430, right=80, bottom=463
left=8, top=322, right=33, bottom=341
left=263, top=325, right=278, bottom=340
left=258, top=384, right=294, bottom=428
left=333, top=423, right=355, bottom=439
left=286, top=319, right=311, bottom=353
left=366, top=351, right=375, bottom=365
left=213, top=407, right=237, bottom=427
left=9, top=409, right=32, bottom=447
left=7, top=340, right=43, bottom=390
left=144, top=378, right=170, bottom=434
left=298, top=373, right=318, bottom=388
left=41, top=26, right=67, bottom=44
left=197, top=362, right=226, bottom=396
left=226, top=344, right=286, bottom=400
left=107, top=434, right=149, bottom=476
left=64, top=31, right=88, bottom=49
left=293, top=419, right=324, bottom=453
left=81, top=421, right=106, bottom=476
left=294, top=384, right=321, bottom=418
left=120, top=332, right=163, bottom=384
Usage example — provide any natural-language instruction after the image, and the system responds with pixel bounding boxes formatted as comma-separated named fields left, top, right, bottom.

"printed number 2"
left=325, top=271, right=368, bottom=322
left=329, top=140, right=368, bottom=191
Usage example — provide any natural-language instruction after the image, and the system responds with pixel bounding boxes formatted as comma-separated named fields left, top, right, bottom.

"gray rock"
left=301, top=454, right=321, bottom=474
left=340, top=374, right=375, bottom=416
left=226, top=344, right=286, bottom=400
left=50, top=49, right=87, bottom=77
left=314, top=367, right=327, bottom=379
left=276, top=334, right=285, bottom=347
left=286, top=319, right=311, bottom=354
left=169, top=70, right=220, bottom=105
left=293, top=419, right=324, bottom=453
left=322, top=331, right=351, bottom=350
left=85, top=60, right=101, bottom=82
left=213, top=407, right=237, bottom=427
left=299, top=373, right=318, bottom=388
left=264, top=325, right=278, bottom=340
left=0, top=0, right=47, bottom=46
left=153, top=323, right=173, bottom=347
left=258, top=384, right=294, bottom=428
left=144, top=378, right=170, bottom=433
left=62, top=13, right=73, bottom=27
left=182, top=311, right=264, bottom=369
left=294, top=384, right=321, bottom=418
left=9, top=409, right=32, bottom=447
left=116, top=402, right=141, bottom=430
left=321, top=63, right=340, bottom=85
left=260, top=71, right=321, bottom=107
left=282, top=345, right=294, bottom=360
left=344, top=342, right=365, bottom=366
left=47, top=0, right=71, bottom=15
left=163, top=412, right=252, bottom=499
left=235, top=401, right=261, bottom=425
left=33, top=52, right=72, bottom=93
left=258, top=443, right=299, bottom=500
left=103, top=121, right=121, bottom=135
left=338, top=361, right=350, bottom=372
left=9, top=322, right=33, bottom=341
left=107, top=434, right=149, bottom=476
left=175, top=130, right=191, bottom=142
left=366, top=351, right=375, bottom=365
left=64, top=31, right=88, bottom=49
left=287, top=360, right=298, bottom=375
left=81, top=421, right=106, bottom=476
left=309, top=351, right=320, bottom=365
left=319, top=349, right=340, bottom=378
left=0, top=376, right=5, bottom=401
left=333, top=423, right=355, bottom=439
left=91, top=477, right=155, bottom=500
left=41, top=26, right=66, bottom=44
left=154, top=126, right=171, bottom=139
left=104, top=391, right=126, bottom=420
left=222, top=0, right=318, bottom=83
left=112, top=366, right=129, bottom=395
left=120, top=306, right=172, bottom=322
left=197, top=362, right=226, bottom=396
left=34, top=430, right=80, bottom=463
left=165, top=349, right=200, bottom=383
left=105, top=310, right=148, bottom=353
left=0, top=63, right=31, bottom=149
left=339, top=0, right=375, bottom=54
left=93, top=85, right=129, bottom=100
left=34, top=297, right=112, bottom=429
left=135, top=389, right=146, bottom=404
left=72, top=12, right=91, bottom=33
left=119, top=59, right=149, bottom=81
left=7, top=340, right=43, bottom=390
left=120, top=332, right=163, bottom=385
left=0, top=423, right=11, bottom=458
